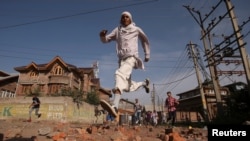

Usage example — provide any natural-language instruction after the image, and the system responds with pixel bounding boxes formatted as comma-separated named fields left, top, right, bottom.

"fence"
left=1, top=91, right=16, bottom=98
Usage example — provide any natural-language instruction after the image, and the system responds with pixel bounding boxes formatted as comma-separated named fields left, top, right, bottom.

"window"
left=22, top=85, right=32, bottom=94
left=181, top=94, right=188, bottom=99
left=38, top=84, right=45, bottom=92
left=91, top=86, right=96, bottom=92
left=208, top=89, right=214, bottom=94
left=54, top=66, right=63, bottom=75
left=30, top=71, right=38, bottom=77
left=48, top=84, right=62, bottom=94
left=221, top=90, right=227, bottom=95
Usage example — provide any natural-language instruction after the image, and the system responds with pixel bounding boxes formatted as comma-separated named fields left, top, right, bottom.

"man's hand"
left=99, top=30, right=108, bottom=37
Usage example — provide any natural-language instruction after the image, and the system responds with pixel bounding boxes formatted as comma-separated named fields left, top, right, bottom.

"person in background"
left=27, top=95, right=41, bottom=122
left=134, top=98, right=142, bottom=125
left=161, top=111, right=167, bottom=124
left=106, top=112, right=115, bottom=123
left=145, top=111, right=152, bottom=126
left=99, top=11, right=150, bottom=117
left=165, top=91, right=179, bottom=127
left=152, top=110, right=158, bottom=126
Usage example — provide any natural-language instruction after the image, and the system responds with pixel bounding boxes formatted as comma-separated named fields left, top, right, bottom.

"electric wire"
left=0, top=0, right=158, bottom=30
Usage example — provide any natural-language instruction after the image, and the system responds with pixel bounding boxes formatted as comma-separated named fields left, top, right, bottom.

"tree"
left=85, top=92, right=100, bottom=105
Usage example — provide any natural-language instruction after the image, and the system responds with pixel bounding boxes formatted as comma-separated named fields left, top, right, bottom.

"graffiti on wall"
left=0, top=104, right=65, bottom=120
left=47, top=104, right=64, bottom=120
left=0, top=106, right=12, bottom=116
left=0, top=101, right=95, bottom=122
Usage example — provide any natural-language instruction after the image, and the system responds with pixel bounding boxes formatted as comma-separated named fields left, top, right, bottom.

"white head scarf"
left=120, top=11, right=135, bottom=26
left=121, top=11, right=133, bottom=22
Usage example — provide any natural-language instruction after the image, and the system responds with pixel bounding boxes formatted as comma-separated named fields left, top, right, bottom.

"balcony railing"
left=48, top=75, right=70, bottom=84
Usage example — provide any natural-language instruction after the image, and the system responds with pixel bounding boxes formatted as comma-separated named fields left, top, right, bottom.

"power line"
left=154, top=71, right=196, bottom=86
left=0, top=0, right=158, bottom=29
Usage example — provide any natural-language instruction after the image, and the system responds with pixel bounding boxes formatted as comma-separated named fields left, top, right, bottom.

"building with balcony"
left=176, top=84, right=230, bottom=122
left=12, top=56, right=111, bottom=100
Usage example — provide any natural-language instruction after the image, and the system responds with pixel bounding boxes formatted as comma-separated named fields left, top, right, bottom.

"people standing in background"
left=99, top=11, right=150, bottom=117
left=152, top=110, right=158, bottom=126
left=161, top=111, right=167, bottom=124
left=165, top=91, right=179, bottom=127
left=106, top=110, right=115, bottom=122
left=27, top=95, right=41, bottom=122
left=145, top=111, right=152, bottom=126
left=134, top=98, right=142, bottom=125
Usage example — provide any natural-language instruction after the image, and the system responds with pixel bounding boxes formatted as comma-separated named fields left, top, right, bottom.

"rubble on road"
left=0, top=119, right=208, bottom=141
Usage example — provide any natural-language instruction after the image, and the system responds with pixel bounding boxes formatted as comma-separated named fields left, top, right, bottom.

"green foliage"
left=61, top=88, right=84, bottom=103
left=60, top=88, right=100, bottom=106
left=26, top=86, right=41, bottom=97
left=85, top=92, right=100, bottom=105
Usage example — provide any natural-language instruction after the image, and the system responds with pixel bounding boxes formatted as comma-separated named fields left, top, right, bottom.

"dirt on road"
left=0, top=119, right=208, bottom=141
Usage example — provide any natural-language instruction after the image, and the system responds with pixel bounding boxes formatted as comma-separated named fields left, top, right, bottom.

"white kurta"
left=100, top=23, right=150, bottom=93
left=100, top=23, right=150, bottom=69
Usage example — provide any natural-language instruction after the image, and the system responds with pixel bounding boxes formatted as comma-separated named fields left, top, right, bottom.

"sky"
left=0, top=0, right=249, bottom=105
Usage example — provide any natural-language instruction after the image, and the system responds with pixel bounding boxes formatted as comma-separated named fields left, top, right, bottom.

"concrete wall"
left=0, top=96, right=102, bottom=124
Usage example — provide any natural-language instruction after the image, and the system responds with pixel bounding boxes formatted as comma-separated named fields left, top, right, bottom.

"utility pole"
left=188, top=41, right=210, bottom=122
left=204, top=31, right=224, bottom=117
left=151, top=83, right=156, bottom=111
left=185, top=0, right=250, bottom=120
left=224, top=0, right=250, bottom=97
left=184, top=2, right=224, bottom=117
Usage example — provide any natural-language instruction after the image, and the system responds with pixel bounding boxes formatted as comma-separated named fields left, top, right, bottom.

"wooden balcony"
left=48, top=75, right=70, bottom=84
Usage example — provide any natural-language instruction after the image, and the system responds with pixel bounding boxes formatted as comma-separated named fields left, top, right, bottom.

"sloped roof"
left=0, top=70, right=10, bottom=77
left=99, top=87, right=112, bottom=97
left=223, top=81, right=247, bottom=87
left=0, top=74, right=18, bottom=82
left=0, top=71, right=18, bottom=81
left=78, top=67, right=94, bottom=73
left=14, top=56, right=78, bottom=72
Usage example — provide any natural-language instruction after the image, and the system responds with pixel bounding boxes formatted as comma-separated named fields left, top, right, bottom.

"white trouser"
left=115, top=56, right=144, bottom=94
left=29, top=107, right=39, bottom=117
